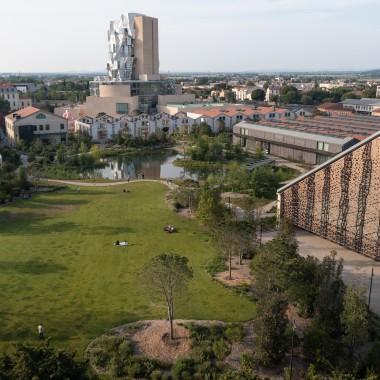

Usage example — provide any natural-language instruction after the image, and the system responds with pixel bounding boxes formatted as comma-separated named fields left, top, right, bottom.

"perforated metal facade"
left=278, top=132, right=380, bottom=260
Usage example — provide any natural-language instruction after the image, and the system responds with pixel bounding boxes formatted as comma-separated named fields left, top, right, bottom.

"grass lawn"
left=0, top=182, right=255, bottom=354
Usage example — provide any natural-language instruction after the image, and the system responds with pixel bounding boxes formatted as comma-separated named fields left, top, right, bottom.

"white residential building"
left=0, top=83, right=32, bottom=111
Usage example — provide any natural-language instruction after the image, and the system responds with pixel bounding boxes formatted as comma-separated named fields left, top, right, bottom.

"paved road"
left=261, top=228, right=380, bottom=315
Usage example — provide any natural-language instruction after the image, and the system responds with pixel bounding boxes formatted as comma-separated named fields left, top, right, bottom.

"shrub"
left=225, top=324, right=245, bottom=344
left=212, top=338, right=231, bottom=360
left=303, top=326, right=339, bottom=370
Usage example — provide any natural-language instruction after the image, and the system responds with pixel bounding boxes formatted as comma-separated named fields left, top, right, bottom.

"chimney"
left=273, top=106, right=276, bottom=111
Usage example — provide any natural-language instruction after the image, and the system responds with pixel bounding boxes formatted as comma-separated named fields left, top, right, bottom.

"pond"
left=91, top=150, right=214, bottom=180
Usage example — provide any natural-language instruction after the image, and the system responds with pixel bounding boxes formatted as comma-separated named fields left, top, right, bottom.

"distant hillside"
left=360, top=69, right=380, bottom=75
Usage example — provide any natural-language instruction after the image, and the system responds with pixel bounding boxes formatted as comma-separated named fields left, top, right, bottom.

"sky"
left=1, top=0, right=380, bottom=74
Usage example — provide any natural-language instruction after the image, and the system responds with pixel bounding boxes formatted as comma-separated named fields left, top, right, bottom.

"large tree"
left=138, top=253, right=193, bottom=340
left=251, top=89, right=266, bottom=101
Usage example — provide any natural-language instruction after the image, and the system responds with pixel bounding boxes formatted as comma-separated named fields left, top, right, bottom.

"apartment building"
left=0, top=83, right=32, bottom=111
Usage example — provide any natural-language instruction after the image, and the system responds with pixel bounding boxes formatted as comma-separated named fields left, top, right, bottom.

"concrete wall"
left=157, top=94, right=196, bottom=106
left=98, top=84, right=132, bottom=97
left=84, top=96, right=140, bottom=118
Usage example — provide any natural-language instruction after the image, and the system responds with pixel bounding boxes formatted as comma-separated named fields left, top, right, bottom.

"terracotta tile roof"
left=256, top=107, right=288, bottom=114
left=0, top=82, right=15, bottom=89
left=6, top=106, right=41, bottom=122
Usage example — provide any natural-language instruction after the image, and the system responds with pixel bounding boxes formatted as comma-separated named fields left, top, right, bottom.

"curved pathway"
left=47, top=178, right=178, bottom=190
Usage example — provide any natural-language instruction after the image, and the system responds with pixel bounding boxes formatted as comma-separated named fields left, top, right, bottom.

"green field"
left=0, top=182, right=255, bottom=354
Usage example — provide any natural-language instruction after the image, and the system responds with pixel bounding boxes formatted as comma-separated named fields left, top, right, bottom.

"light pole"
left=368, top=267, right=374, bottom=310
left=289, top=320, right=296, bottom=380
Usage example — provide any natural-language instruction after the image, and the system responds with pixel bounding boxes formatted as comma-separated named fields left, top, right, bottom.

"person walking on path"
left=38, top=323, right=44, bottom=339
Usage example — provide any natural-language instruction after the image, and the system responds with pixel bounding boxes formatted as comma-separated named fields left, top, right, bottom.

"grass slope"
left=0, top=182, right=255, bottom=354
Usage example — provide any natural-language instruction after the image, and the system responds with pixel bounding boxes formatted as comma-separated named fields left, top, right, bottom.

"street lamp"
left=368, top=267, right=374, bottom=310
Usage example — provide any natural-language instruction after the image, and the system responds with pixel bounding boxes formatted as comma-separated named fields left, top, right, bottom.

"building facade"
left=233, top=120, right=357, bottom=165
left=5, top=106, right=68, bottom=147
left=0, top=83, right=32, bottom=111
left=278, top=130, right=380, bottom=260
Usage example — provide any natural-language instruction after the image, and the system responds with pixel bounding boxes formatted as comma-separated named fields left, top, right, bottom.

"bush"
left=366, top=340, right=380, bottom=375
left=205, top=255, right=227, bottom=276
left=225, top=324, right=245, bottom=344
left=172, top=359, right=195, bottom=380
left=212, top=338, right=231, bottom=360
left=303, top=326, right=340, bottom=370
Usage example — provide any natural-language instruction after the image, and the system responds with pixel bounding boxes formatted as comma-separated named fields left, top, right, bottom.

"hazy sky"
left=1, top=0, right=379, bottom=73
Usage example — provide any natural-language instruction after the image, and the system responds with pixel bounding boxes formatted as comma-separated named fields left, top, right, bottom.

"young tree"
left=340, top=282, right=369, bottom=358
left=196, top=186, right=223, bottom=224
left=138, top=253, right=193, bottom=340
left=213, top=221, right=240, bottom=280
left=313, top=251, right=345, bottom=337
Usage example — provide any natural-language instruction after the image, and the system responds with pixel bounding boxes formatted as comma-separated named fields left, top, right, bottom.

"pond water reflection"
left=92, top=150, right=214, bottom=180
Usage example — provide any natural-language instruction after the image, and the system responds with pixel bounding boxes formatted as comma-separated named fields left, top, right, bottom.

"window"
left=45, top=124, right=50, bottom=131
left=39, top=125, right=43, bottom=131
left=240, top=127, right=249, bottom=136
left=269, top=113, right=275, bottom=118
left=116, top=103, right=128, bottom=114
left=317, top=142, right=329, bottom=152
left=60, top=123, right=65, bottom=130
left=36, top=113, right=46, bottom=119
left=33, top=125, right=37, bottom=131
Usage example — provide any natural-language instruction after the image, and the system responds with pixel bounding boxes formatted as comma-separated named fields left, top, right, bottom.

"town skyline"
left=1, top=0, right=379, bottom=73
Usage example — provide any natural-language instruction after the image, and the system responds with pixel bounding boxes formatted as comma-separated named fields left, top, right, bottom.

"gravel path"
left=47, top=178, right=178, bottom=190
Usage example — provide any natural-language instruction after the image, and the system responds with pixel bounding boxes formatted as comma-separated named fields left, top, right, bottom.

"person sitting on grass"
left=115, top=240, right=120, bottom=246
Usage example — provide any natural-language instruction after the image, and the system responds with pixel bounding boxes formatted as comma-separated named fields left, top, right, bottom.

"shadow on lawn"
left=0, top=257, right=68, bottom=275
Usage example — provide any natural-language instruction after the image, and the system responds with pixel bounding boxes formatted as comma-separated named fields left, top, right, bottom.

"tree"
left=250, top=229, right=299, bottom=296
left=340, top=283, right=369, bottom=358
left=313, top=251, right=345, bottom=337
left=138, top=253, right=193, bottom=340
left=251, top=89, right=266, bottom=101
left=196, top=77, right=209, bottom=86
left=213, top=221, right=241, bottom=280
left=254, top=292, right=289, bottom=365
left=196, top=185, right=223, bottom=224
left=341, top=92, right=359, bottom=101
left=362, top=85, right=377, bottom=98
left=301, top=94, right=313, bottom=105
left=0, top=98, right=11, bottom=129
left=280, top=85, right=300, bottom=104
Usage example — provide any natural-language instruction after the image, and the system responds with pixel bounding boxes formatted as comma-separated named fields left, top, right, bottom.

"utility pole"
left=368, top=267, right=374, bottom=310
